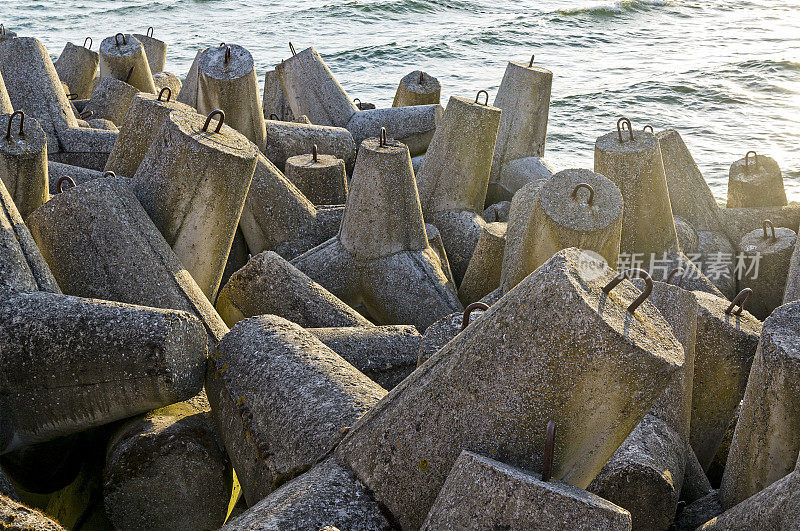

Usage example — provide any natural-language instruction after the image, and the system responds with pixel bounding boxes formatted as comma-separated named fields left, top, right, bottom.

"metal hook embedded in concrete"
left=57, top=175, right=76, bottom=193
left=312, top=144, right=318, bottom=163
left=602, top=268, right=653, bottom=313
left=475, top=90, right=489, bottom=106
left=725, top=288, right=753, bottom=316
left=419, top=71, right=424, bottom=84
left=289, top=42, right=296, bottom=56
left=79, top=110, right=93, bottom=120
left=616, top=117, right=634, bottom=142
left=146, top=26, right=154, bottom=38
left=67, top=93, right=78, bottom=100
left=528, top=54, right=535, bottom=67
left=571, top=182, right=595, bottom=205
left=202, top=109, right=225, bottom=133
left=762, top=219, right=776, bottom=241
left=379, top=127, right=388, bottom=147
left=125, top=66, right=135, bottom=83
left=666, top=267, right=686, bottom=287
left=542, top=420, right=556, bottom=482
left=353, top=98, right=362, bottom=110
left=0, top=25, right=5, bottom=35
left=103, top=171, right=116, bottom=178
left=5, top=110, right=25, bottom=141
left=643, top=125, right=654, bottom=133
left=745, top=150, right=758, bottom=173
left=83, top=37, right=92, bottom=50
left=158, top=87, right=171, bottom=102
left=461, top=302, right=489, bottom=331
left=114, top=33, right=126, bottom=47
left=224, top=45, right=231, bottom=64
left=269, top=113, right=279, bottom=120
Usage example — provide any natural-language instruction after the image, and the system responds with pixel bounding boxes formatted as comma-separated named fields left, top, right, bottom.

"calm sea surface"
left=2, top=0, right=799, bottom=201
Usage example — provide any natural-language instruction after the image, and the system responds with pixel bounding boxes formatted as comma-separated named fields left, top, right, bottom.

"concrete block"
left=726, top=152, right=787, bottom=208
left=264, top=119, right=356, bottom=173
left=0, top=112, right=49, bottom=220
left=54, top=40, right=99, bottom=101
left=737, top=223, right=796, bottom=320
left=392, top=70, right=440, bottom=107
left=132, top=29, right=167, bottom=73
left=98, top=33, right=156, bottom=93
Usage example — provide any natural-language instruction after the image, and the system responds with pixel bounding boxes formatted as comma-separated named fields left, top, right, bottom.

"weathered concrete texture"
left=152, top=71, right=182, bottom=95
left=0, top=494, right=65, bottom=530
left=697, top=230, right=737, bottom=299
left=176, top=47, right=204, bottom=106
left=207, top=316, right=386, bottom=505
left=0, top=290, right=207, bottom=453
left=726, top=153, right=787, bottom=208
left=392, top=70, right=441, bottom=107
left=423, top=451, right=631, bottom=531
left=104, top=393, right=232, bottom=531
left=500, top=168, right=623, bottom=294
left=717, top=204, right=800, bottom=246
left=675, top=216, right=700, bottom=254
left=222, top=455, right=390, bottom=531
left=104, top=92, right=195, bottom=178
left=707, top=402, right=741, bottom=489
left=737, top=225, right=796, bottom=320
left=293, top=138, right=461, bottom=331
left=132, top=110, right=259, bottom=299
left=308, top=325, right=420, bottom=390
left=719, top=301, right=800, bottom=508
left=458, top=221, right=506, bottom=304
left=673, top=491, right=723, bottom=531
left=657, top=129, right=723, bottom=233
left=45, top=161, right=102, bottom=194
left=187, top=44, right=267, bottom=146
left=424, top=222, right=456, bottom=286
left=269, top=204, right=343, bottom=261
left=483, top=200, right=511, bottom=222
left=220, top=225, right=250, bottom=290
left=0, top=71, right=12, bottom=114
left=490, top=61, right=552, bottom=185
left=337, top=248, right=684, bottom=528
left=86, top=117, right=118, bottom=131
left=265, top=119, right=356, bottom=173
left=26, top=177, right=229, bottom=346
left=0, top=469, right=16, bottom=500
left=216, top=250, right=371, bottom=329
left=0, top=113, right=49, bottom=220
left=700, top=469, right=800, bottom=530
left=132, top=32, right=167, bottom=73
left=285, top=151, right=348, bottom=205
left=239, top=153, right=319, bottom=255
left=683, top=445, right=714, bottom=504
left=82, top=76, right=140, bottom=125
left=98, top=33, right=156, bottom=93
left=262, top=69, right=294, bottom=121
left=493, top=155, right=555, bottom=201
left=690, top=290, right=762, bottom=471
left=595, top=129, right=679, bottom=259
left=784, top=231, right=800, bottom=303
left=49, top=125, right=118, bottom=171
left=345, top=104, right=442, bottom=157
left=54, top=41, right=99, bottom=100
left=275, top=46, right=359, bottom=128
left=417, top=308, right=487, bottom=367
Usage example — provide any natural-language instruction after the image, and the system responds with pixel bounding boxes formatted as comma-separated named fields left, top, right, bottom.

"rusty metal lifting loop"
left=745, top=150, right=758, bottom=173
left=725, top=288, right=753, bottom=316
left=312, top=144, right=318, bottom=163
left=418, top=71, right=424, bottom=84
left=157, top=87, right=171, bottom=102
left=353, top=98, right=362, bottom=110
left=202, top=109, right=225, bottom=133
left=603, top=268, right=653, bottom=314
left=67, top=93, right=78, bottom=100
left=475, top=90, right=489, bottom=106
left=224, top=45, right=231, bottom=63
left=289, top=42, right=296, bottom=56
left=125, top=66, right=135, bottom=83
left=528, top=54, right=535, bottom=67
left=103, top=171, right=116, bottom=178
left=379, top=127, right=388, bottom=147
left=541, top=420, right=556, bottom=482
left=666, top=267, right=686, bottom=287
left=146, top=26, right=154, bottom=38
left=83, top=37, right=92, bottom=50
left=57, top=176, right=76, bottom=193
left=461, top=302, right=489, bottom=331
left=219, top=42, right=225, bottom=47
left=0, top=25, right=5, bottom=36
left=617, top=117, right=634, bottom=142
left=5, top=110, right=25, bottom=141
left=269, top=113, right=279, bottom=120
left=571, top=183, right=594, bottom=205
left=79, top=110, right=93, bottom=120
left=114, top=33, right=126, bottom=46
left=643, top=125, right=654, bottom=133
left=763, top=219, right=777, bottom=240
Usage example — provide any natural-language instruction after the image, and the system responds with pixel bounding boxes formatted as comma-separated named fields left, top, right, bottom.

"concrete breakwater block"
left=82, top=76, right=139, bottom=126
left=458, top=221, right=507, bottom=304
left=262, top=68, right=295, bottom=121
left=336, top=248, right=684, bottom=528
left=0, top=111, right=49, bottom=220
left=0, top=493, right=65, bottom=530
left=54, top=40, right=99, bottom=101
left=152, top=71, right=181, bottom=95
left=393, top=70, right=441, bottom=107
left=98, top=33, right=156, bottom=93
left=737, top=221, right=796, bottom=320
left=717, top=204, right=800, bottom=246
left=784, top=229, right=800, bottom=304
left=284, top=148, right=348, bottom=206
left=0, top=71, right=12, bottom=114
left=422, top=451, right=632, bottom=530
left=265, top=118, right=356, bottom=173
left=133, top=27, right=167, bottom=74
left=727, top=151, right=787, bottom=208
left=207, top=315, right=386, bottom=505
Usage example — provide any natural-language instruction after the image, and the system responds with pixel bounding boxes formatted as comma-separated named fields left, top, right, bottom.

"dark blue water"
left=2, top=0, right=799, bottom=201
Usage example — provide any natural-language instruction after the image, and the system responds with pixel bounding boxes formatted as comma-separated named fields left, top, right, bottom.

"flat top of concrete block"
left=400, top=70, right=441, bottom=93
left=693, top=289, right=762, bottom=332
left=0, top=113, right=46, bottom=155
left=596, top=129, right=658, bottom=155
left=508, top=60, right=553, bottom=76
left=170, top=109, right=259, bottom=158
left=132, top=33, right=166, bottom=48
left=198, top=44, right=254, bottom=80
left=133, top=91, right=193, bottom=113
left=762, top=301, right=800, bottom=362
left=740, top=226, right=796, bottom=253
left=730, top=154, right=780, bottom=181
left=450, top=94, right=501, bottom=113
left=286, top=152, right=342, bottom=169
left=93, top=76, right=139, bottom=95
left=99, top=34, right=144, bottom=58
left=539, top=168, right=623, bottom=231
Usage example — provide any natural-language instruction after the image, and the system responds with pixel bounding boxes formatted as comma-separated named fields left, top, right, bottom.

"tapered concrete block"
left=490, top=61, right=552, bottom=185
left=82, top=76, right=140, bottom=126
left=308, top=325, right=421, bottom=390
left=0, top=71, right=12, bottom=114
left=500, top=169, right=623, bottom=293
left=737, top=224, right=796, bottom=320
left=222, top=456, right=390, bottom=531
left=784, top=232, right=800, bottom=304
left=152, top=71, right=182, bottom=95
left=717, top=204, right=800, bottom=246
left=726, top=152, right=786, bottom=208
left=264, top=119, right=356, bottom=173
left=215, top=250, right=371, bottom=329
left=595, top=126, right=679, bottom=259
left=262, top=68, right=294, bottom=121
left=345, top=104, right=442, bottom=157
left=207, top=315, right=386, bottom=504
left=697, top=230, right=736, bottom=298
left=483, top=200, right=511, bottom=222
left=658, top=129, right=722, bottom=233
left=104, top=91, right=194, bottom=177
left=493, top=154, right=555, bottom=200
left=86, top=117, right=118, bottom=131
left=0, top=291, right=207, bottom=453
left=690, top=290, right=762, bottom=470
left=337, top=248, right=684, bottom=528
left=392, top=70, right=440, bottom=107
left=719, top=301, right=800, bottom=508
left=673, top=491, right=723, bottom=531
left=275, top=46, right=358, bottom=128
left=675, top=216, right=700, bottom=254
left=458, top=221, right=506, bottom=304
left=0, top=494, right=65, bottom=530
left=98, top=33, right=156, bottom=93
left=26, top=177, right=229, bottom=346
left=51, top=125, right=118, bottom=171
left=683, top=445, right=714, bottom=503
left=45, top=161, right=102, bottom=194
left=417, top=307, right=488, bottom=367
left=176, top=48, right=205, bottom=107
left=285, top=151, right=347, bottom=205
left=54, top=41, right=99, bottom=100
left=423, top=450, right=631, bottom=531
left=0, top=112, right=49, bottom=219
left=103, top=394, right=232, bottom=531
left=132, top=29, right=167, bottom=73
left=132, top=109, right=259, bottom=299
